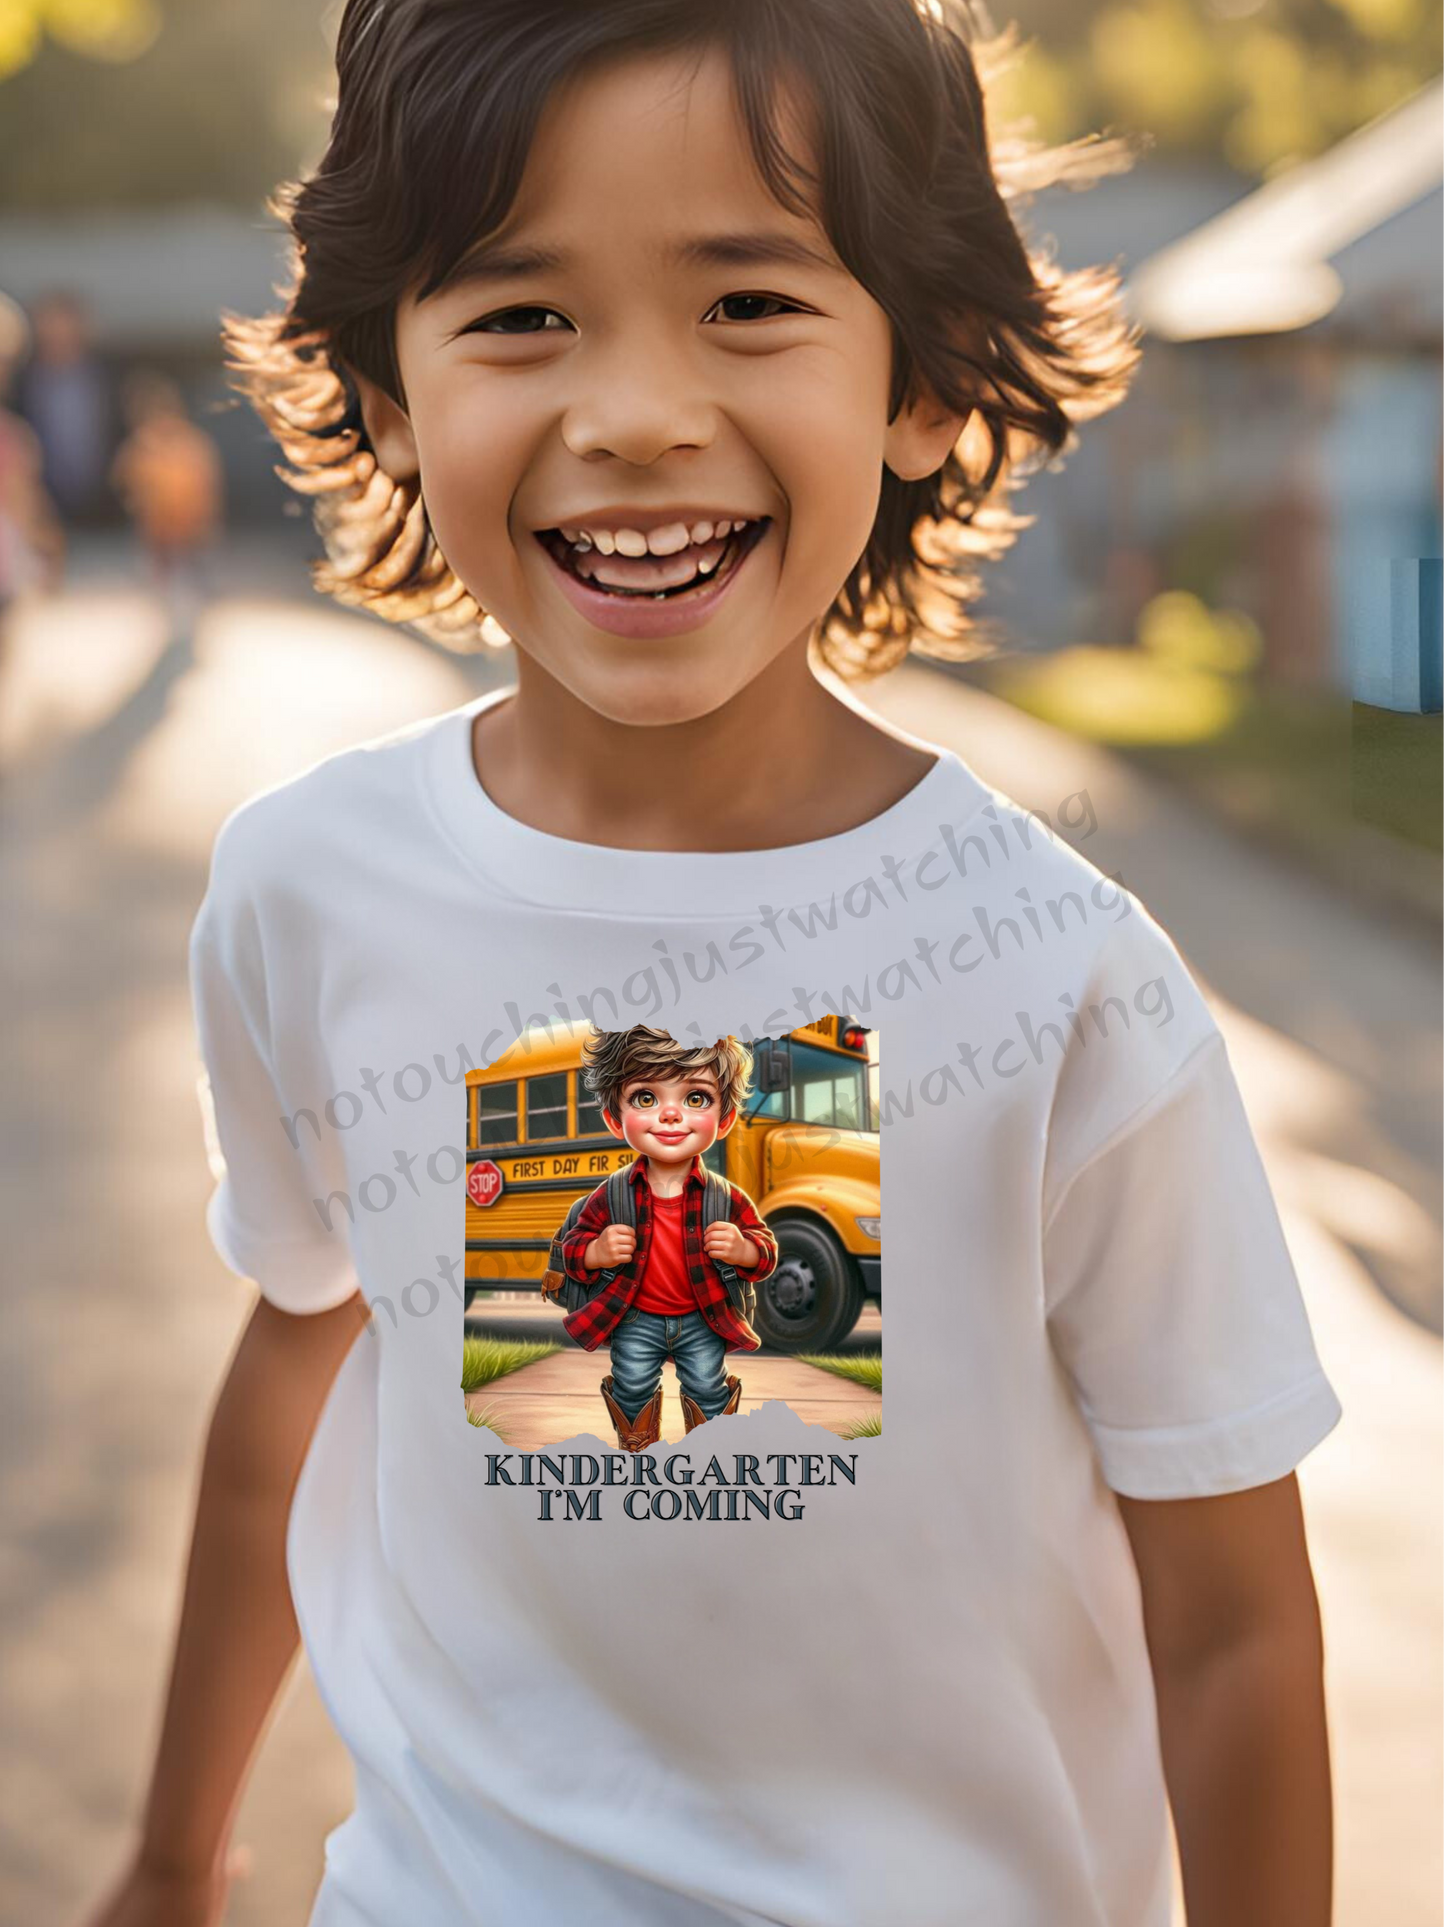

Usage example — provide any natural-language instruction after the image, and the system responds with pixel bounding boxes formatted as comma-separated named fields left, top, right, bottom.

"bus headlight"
left=854, top=1215, right=881, bottom=1242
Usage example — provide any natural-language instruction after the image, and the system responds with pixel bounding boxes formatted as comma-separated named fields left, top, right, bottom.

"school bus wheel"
left=753, top=1216, right=864, bottom=1354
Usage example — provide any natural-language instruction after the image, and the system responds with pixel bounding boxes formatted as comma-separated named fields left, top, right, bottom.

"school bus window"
left=476, top=1081, right=518, bottom=1148
left=743, top=1082, right=786, bottom=1122
left=576, top=1076, right=607, bottom=1139
left=525, top=1072, right=568, bottom=1142
left=790, top=1041, right=867, bottom=1131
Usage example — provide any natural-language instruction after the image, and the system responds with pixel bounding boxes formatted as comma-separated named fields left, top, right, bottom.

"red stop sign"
left=467, top=1159, right=504, bottom=1208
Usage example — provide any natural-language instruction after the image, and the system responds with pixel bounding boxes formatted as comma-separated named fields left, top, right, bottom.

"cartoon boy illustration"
left=542, top=1027, right=776, bottom=1451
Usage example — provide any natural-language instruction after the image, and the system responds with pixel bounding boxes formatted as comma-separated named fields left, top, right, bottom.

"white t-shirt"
left=189, top=686, right=1341, bottom=1927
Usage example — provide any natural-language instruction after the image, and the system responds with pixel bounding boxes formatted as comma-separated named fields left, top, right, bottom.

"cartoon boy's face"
left=602, top=1068, right=736, bottom=1169
left=360, top=44, right=962, bottom=730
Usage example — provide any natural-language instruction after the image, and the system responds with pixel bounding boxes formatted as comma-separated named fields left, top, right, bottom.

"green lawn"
left=797, top=1351, right=882, bottom=1394
left=957, top=645, right=1441, bottom=911
left=461, top=1335, right=561, bottom=1394
left=1351, top=703, right=1443, bottom=851
left=840, top=1411, right=882, bottom=1439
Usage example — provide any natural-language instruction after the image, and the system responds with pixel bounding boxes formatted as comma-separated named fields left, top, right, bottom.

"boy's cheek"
left=411, top=405, right=529, bottom=556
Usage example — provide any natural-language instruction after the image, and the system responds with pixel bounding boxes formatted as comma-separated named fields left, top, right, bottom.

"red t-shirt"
left=631, top=1188, right=698, bottom=1314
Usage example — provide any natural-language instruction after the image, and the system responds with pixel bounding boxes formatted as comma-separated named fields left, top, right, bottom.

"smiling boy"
left=83, top=5, right=1341, bottom=1927
left=542, top=1027, right=775, bottom=1448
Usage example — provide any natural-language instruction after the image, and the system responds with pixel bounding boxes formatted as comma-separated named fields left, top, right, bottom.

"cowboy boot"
left=599, top=1374, right=663, bottom=1452
left=680, top=1374, right=743, bottom=1433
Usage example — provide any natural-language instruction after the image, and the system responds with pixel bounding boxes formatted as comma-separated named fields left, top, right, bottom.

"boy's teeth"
left=560, top=517, right=750, bottom=555
left=644, top=523, right=691, bottom=556
left=546, top=515, right=764, bottom=596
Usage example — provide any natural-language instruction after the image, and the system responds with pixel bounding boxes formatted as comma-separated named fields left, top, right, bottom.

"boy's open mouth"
left=534, top=517, right=770, bottom=601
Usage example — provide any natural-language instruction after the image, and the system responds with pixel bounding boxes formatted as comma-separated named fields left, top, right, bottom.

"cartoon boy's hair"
left=224, top=0, right=1140, bottom=674
left=582, top=1027, right=754, bottom=1129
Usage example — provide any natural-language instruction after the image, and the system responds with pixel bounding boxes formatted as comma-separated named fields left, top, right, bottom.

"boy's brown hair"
left=583, top=1027, right=755, bottom=1132
left=223, top=0, right=1140, bottom=677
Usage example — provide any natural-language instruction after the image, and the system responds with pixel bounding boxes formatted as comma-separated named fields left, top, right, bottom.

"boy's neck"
left=471, top=645, right=936, bottom=854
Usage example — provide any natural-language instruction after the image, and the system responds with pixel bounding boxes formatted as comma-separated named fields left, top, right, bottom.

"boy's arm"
left=558, top=1184, right=614, bottom=1279
left=728, top=1190, right=777, bottom=1279
left=1117, top=1472, right=1332, bottom=1927
left=106, top=1290, right=367, bottom=1904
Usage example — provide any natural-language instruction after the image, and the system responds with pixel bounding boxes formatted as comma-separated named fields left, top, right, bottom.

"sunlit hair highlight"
left=223, top=0, right=1142, bottom=673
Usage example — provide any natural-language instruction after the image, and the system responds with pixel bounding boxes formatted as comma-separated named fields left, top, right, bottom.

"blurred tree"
left=0, top=0, right=334, bottom=208
left=993, top=0, right=1440, bottom=177
left=0, top=0, right=160, bottom=82
left=0, top=0, right=1437, bottom=205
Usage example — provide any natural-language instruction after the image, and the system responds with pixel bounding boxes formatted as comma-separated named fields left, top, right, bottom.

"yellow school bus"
left=463, top=1017, right=880, bottom=1352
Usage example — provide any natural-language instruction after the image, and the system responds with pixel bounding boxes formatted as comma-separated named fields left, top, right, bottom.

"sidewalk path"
left=466, top=1349, right=880, bottom=1450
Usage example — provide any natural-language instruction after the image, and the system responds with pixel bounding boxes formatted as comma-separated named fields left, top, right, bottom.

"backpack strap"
left=606, top=1162, right=637, bottom=1236
left=701, top=1168, right=756, bottom=1321
left=700, top=1167, right=732, bottom=1231
left=540, top=1174, right=617, bottom=1303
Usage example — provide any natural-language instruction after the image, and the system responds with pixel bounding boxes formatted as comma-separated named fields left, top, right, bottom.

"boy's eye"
left=704, top=292, right=805, bottom=324
left=684, top=1090, right=713, bottom=1108
left=464, top=306, right=572, bottom=336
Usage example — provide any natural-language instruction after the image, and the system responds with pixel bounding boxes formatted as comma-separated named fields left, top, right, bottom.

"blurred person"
left=0, top=292, right=64, bottom=622
left=76, top=5, right=1341, bottom=1927
left=110, top=371, right=224, bottom=643
left=13, top=289, right=119, bottom=529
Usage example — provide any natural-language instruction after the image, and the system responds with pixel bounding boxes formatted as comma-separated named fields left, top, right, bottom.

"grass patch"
left=1351, top=703, right=1443, bottom=850
left=461, top=1335, right=561, bottom=1394
left=798, top=1351, right=882, bottom=1394
left=465, top=1402, right=506, bottom=1440
left=840, top=1411, right=881, bottom=1438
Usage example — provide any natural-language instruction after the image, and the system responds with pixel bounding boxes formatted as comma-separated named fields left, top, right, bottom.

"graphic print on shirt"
left=462, top=1018, right=882, bottom=1453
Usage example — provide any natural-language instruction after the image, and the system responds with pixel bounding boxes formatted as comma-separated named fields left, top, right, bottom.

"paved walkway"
left=465, top=1348, right=880, bottom=1449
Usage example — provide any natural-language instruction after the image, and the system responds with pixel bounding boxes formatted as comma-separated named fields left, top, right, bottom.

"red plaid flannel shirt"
left=560, top=1154, right=775, bottom=1353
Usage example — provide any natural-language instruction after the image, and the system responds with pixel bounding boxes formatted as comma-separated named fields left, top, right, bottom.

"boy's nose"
left=559, top=340, right=716, bottom=466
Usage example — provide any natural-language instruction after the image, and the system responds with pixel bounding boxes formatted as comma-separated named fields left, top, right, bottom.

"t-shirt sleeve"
left=1042, top=1028, right=1341, bottom=1499
left=188, top=823, right=360, bottom=1316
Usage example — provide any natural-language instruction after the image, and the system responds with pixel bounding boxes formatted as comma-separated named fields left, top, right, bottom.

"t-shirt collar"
left=424, top=687, right=988, bottom=920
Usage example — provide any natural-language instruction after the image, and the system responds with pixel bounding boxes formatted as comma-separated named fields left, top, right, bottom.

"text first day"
left=502, top=1148, right=636, bottom=1182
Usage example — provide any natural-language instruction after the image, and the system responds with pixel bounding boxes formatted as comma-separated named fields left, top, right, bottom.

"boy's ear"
left=882, top=385, right=973, bottom=484
left=350, top=368, right=421, bottom=483
left=883, top=316, right=987, bottom=483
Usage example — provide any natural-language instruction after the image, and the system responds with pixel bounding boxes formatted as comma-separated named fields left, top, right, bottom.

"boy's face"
left=604, top=1068, right=734, bottom=1167
left=362, top=46, right=961, bottom=726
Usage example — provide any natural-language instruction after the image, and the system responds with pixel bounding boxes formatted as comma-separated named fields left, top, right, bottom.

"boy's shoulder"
left=202, top=702, right=464, bottom=905
left=960, top=782, right=1228, bottom=1198
left=1038, top=861, right=1225, bottom=1218
left=972, top=778, right=1217, bottom=1041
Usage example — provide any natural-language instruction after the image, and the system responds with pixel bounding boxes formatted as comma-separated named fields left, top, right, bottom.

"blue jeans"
left=608, top=1307, right=731, bottom=1420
